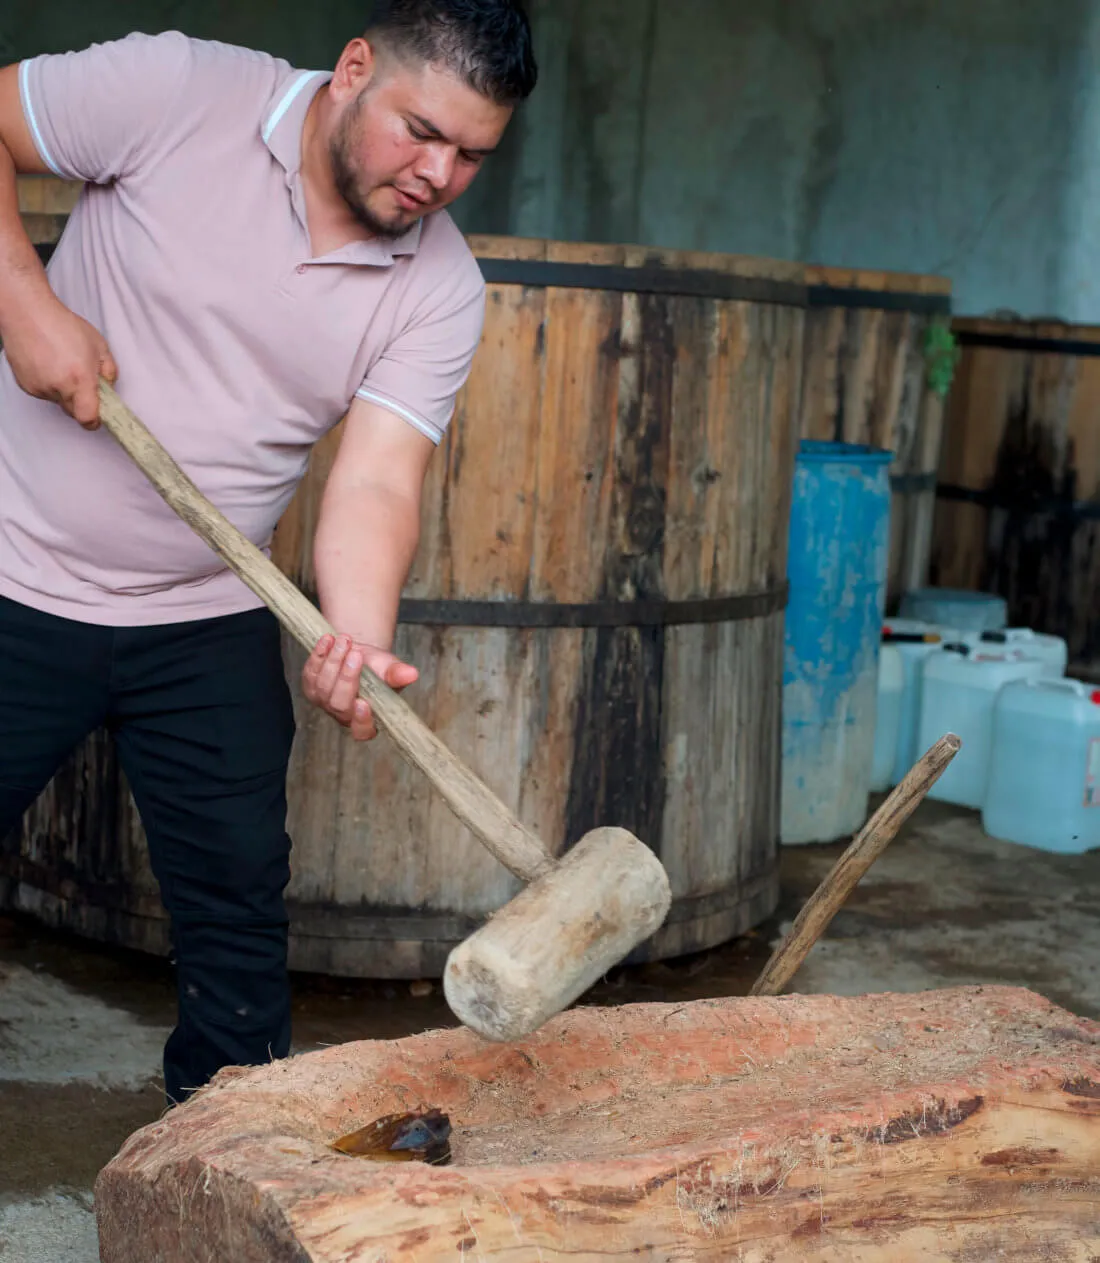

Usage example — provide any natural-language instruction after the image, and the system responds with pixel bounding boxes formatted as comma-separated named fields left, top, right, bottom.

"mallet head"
left=442, top=827, right=672, bottom=1042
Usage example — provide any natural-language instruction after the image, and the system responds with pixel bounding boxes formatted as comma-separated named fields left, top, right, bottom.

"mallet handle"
left=749, top=733, right=961, bottom=997
left=96, top=380, right=554, bottom=884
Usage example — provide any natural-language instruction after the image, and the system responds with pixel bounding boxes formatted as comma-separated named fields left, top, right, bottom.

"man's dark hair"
left=365, top=0, right=537, bottom=106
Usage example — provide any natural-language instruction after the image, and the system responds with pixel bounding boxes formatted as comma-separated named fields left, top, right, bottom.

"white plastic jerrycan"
left=917, top=643, right=1045, bottom=810
left=983, top=677, right=1100, bottom=853
left=882, top=619, right=951, bottom=785
left=967, top=627, right=1068, bottom=679
left=870, top=642, right=904, bottom=792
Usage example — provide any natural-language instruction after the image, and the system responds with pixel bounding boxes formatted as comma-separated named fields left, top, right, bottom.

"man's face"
left=329, top=55, right=512, bottom=239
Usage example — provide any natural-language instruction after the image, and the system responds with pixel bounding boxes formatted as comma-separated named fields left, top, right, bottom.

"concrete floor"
left=1, top=800, right=1097, bottom=1262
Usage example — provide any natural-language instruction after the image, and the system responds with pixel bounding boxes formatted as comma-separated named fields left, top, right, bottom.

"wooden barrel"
left=800, top=264, right=953, bottom=608
left=931, top=317, right=1100, bottom=675
left=1, top=227, right=805, bottom=977
left=273, top=238, right=805, bottom=975
left=16, top=174, right=78, bottom=256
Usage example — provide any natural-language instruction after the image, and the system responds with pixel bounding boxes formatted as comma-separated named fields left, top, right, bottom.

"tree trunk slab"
left=95, top=986, right=1100, bottom=1261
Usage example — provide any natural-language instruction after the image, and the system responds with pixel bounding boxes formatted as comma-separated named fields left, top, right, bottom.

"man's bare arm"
left=300, top=396, right=435, bottom=741
left=0, top=64, right=57, bottom=324
left=0, top=63, right=116, bottom=426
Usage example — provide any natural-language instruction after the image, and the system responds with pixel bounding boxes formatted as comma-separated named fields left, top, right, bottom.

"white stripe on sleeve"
left=19, top=61, right=65, bottom=178
left=355, top=388, right=444, bottom=445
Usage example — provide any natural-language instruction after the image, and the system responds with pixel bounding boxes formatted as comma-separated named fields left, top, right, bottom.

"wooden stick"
left=96, top=380, right=555, bottom=884
left=749, top=733, right=961, bottom=997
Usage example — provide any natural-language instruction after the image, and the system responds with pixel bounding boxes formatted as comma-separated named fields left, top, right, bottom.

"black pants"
left=0, top=594, right=296, bottom=1104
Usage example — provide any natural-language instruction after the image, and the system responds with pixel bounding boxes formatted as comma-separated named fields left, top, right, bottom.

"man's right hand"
left=1, top=296, right=118, bottom=429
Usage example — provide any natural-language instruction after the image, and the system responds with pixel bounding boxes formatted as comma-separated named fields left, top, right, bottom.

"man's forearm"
left=312, top=482, right=421, bottom=651
left=0, top=142, right=54, bottom=335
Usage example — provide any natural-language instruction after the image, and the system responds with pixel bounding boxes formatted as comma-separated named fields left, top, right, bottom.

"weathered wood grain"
left=801, top=265, right=952, bottom=607
left=95, top=986, right=1100, bottom=1262
left=528, top=283, right=620, bottom=602
left=3, top=229, right=807, bottom=976
left=15, top=174, right=83, bottom=214
left=932, top=318, right=1100, bottom=673
left=14, top=175, right=83, bottom=249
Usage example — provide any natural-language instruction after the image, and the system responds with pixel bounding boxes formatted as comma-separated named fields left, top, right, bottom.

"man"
left=0, top=0, right=537, bottom=1104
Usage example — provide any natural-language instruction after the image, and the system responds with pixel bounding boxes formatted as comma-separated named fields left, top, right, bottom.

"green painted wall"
left=497, top=0, right=1093, bottom=320
left=5, top=2, right=1098, bottom=319
left=2, top=1, right=364, bottom=67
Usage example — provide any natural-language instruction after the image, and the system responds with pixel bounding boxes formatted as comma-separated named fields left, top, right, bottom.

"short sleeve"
left=356, top=254, right=486, bottom=445
left=19, top=31, right=195, bottom=183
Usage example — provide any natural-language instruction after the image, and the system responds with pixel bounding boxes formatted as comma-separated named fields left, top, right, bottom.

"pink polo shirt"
left=0, top=31, right=486, bottom=624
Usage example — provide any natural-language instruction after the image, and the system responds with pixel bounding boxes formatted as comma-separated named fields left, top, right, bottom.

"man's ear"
left=331, top=37, right=378, bottom=104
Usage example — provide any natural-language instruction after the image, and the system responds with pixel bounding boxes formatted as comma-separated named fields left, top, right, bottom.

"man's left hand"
left=302, top=633, right=419, bottom=742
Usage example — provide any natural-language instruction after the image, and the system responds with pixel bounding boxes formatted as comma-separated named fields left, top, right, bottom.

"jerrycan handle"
left=1031, top=677, right=1089, bottom=698
left=981, top=628, right=1034, bottom=644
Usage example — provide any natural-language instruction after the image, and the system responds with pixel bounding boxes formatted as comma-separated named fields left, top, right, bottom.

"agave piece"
left=331, top=1108, right=452, bottom=1166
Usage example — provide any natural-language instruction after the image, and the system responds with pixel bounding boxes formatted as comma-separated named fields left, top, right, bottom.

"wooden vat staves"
left=932, top=316, right=1100, bottom=675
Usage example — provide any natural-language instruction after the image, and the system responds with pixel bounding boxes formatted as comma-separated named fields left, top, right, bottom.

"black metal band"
left=285, top=868, right=778, bottom=942
left=475, top=257, right=953, bottom=316
left=396, top=583, right=788, bottom=629
left=475, top=257, right=810, bottom=307
left=32, top=238, right=950, bottom=317
left=889, top=471, right=939, bottom=494
left=807, top=285, right=952, bottom=316
left=937, top=482, right=1100, bottom=522
left=954, top=329, right=1100, bottom=358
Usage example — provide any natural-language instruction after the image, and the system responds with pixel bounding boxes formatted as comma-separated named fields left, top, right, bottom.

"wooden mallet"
left=95, top=381, right=672, bottom=1043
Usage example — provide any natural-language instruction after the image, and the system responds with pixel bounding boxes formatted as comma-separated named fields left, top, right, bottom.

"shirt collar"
left=260, top=69, right=423, bottom=264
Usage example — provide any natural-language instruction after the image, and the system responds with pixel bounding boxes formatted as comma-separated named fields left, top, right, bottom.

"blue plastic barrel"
left=781, top=441, right=893, bottom=844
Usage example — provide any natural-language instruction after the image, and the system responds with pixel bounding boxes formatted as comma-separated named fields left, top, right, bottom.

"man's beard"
left=329, top=98, right=412, bottom=242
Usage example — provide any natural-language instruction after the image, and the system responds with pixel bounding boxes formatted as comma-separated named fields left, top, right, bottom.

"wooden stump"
left=95, top=985, right=1100, bottom=1261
